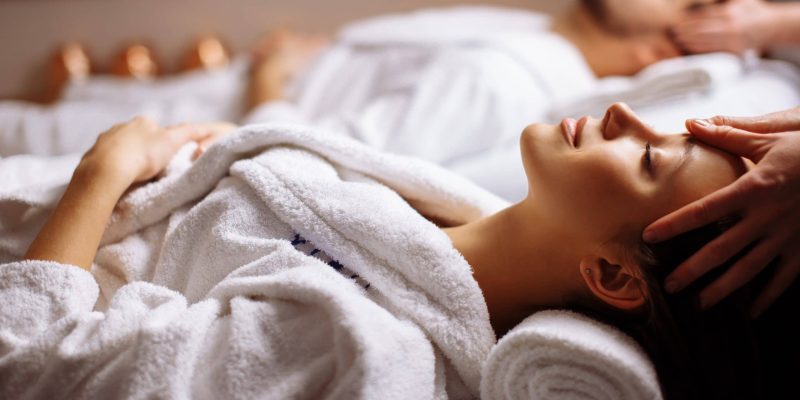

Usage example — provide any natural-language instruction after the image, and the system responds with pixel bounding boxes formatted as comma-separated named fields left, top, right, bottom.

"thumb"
left=686, top=119, right=770, bottom=161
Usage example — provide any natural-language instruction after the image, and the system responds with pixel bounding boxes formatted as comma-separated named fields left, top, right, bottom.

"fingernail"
left=693, top=119, right=711, bottom=127
left=664, top=280, right=679, bottom=293
left=643, top=229, right=659, bottom=243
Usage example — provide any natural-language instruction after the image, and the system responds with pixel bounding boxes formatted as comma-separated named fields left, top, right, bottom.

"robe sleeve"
left=0, top=260, right=99, bottom=340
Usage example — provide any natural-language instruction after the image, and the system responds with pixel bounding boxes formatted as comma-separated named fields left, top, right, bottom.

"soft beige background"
left=0, top=0, right=570, bottom=100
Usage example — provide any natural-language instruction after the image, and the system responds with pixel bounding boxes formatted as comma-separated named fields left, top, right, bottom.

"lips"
left=561, top=116, right=590, bottom=147
left=560, top=118, right=577, bottom=147
left=574, top=116, right=589, bottom=147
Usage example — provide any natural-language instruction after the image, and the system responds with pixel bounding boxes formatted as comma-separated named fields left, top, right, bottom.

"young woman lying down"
left=0, top=104, right=762, bottom=399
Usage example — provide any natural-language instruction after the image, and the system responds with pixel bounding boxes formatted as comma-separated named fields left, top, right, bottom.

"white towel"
left=481, top=310, right=663, bottom=400
left=547, top=53, right=745, bottom=120
left=0, top=123, right=506, bottom=399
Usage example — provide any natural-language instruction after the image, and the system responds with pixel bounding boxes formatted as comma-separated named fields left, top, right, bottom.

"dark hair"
left=581, top=0, right=607, bottom=21
left=573, top=219, right=771, bottom=400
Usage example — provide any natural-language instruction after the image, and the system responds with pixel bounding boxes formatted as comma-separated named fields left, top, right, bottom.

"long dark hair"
left=574, top=219, right=770, bottom=400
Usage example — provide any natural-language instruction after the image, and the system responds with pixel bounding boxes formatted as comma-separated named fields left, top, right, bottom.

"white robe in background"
left=248, top=6, right=596, bottom=201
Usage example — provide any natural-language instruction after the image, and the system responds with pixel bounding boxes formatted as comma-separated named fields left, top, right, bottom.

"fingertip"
left=664, top=278, right=680, bottom=294
left=192, top=146, right=204, bottom=161
left=691, top=119, right=713, bottom=129
left=642, top=228, right=660, bottom=243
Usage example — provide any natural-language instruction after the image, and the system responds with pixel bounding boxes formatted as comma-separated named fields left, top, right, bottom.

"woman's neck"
left=444, top=200, right=581, bottom=336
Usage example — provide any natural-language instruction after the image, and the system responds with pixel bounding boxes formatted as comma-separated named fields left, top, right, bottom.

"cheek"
left=528, top=149, right=648, bottom=237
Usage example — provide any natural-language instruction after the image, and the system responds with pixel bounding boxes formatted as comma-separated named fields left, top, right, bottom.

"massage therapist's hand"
left=671, top=0, right=778, bottom=54
left=81, top=117, right=210, bottom=184
left=643, top=107, right=800, bottom=317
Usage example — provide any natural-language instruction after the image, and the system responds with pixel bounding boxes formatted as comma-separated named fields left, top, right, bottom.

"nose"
left=601, top=103, right=658, bottom=142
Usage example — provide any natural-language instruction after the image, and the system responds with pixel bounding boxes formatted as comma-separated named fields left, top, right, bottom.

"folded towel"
left=481, top=310, right=662, bottom=400
left=548, top=52, right=745, bottom=121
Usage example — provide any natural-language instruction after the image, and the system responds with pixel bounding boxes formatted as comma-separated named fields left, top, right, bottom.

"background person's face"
left=520, top=103, right=745, bottom=246
left=591, top=0, right=717, bottom=34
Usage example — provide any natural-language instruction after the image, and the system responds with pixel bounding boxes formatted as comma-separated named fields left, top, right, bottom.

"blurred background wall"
left=0, top=0, right=571, bottom=100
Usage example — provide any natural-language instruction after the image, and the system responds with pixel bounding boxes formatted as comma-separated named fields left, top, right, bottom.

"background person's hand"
left=643, top=107, right=800, bottom=317
left=671, top=0, right=778, bottom=54
left=82, top=117, right=210, bottom=184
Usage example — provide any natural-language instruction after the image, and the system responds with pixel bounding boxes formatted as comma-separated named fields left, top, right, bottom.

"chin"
left=519, top=123, right=561, bottom=192
left=520, top=122, right=558, bottom=154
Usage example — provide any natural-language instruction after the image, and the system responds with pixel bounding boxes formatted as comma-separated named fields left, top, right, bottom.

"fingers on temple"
left=686, top=120, right=768, bottom=159
left=750, top=246, right=800, bottom=318
left=699, top=232, right=789, bottom=310
left=644, top=182, right=747, bottom=242
left=666, top=220, right=757, bottom=291
left=706, top=110, right=800, bottom=133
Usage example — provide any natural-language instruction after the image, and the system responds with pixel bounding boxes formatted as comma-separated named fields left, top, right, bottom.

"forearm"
left=24, top=159, right=132, bottom=270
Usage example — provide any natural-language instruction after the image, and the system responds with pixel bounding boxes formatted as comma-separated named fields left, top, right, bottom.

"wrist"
left=75, top=155, right=137, bottom=195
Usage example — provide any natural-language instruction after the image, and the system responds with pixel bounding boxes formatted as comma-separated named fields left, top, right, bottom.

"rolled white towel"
left=481, top=310, right=662, bottom=400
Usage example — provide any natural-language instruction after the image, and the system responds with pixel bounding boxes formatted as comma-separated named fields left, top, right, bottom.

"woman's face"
left=521, top=103, right=745, bottom=246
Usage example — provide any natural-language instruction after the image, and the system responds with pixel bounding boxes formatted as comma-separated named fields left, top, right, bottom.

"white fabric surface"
left=0, top=59, right=248, bottom=157
left=0, top=124, right=508, bottom=400
left=481, top=310, right=662, bottom=400
left=635, top=55, right=800, bottom=133
left=546, top=52, right=747, bottom=121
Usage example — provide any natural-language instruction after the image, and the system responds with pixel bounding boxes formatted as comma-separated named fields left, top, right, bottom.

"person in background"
left=672, top=0, right=800, bottom=55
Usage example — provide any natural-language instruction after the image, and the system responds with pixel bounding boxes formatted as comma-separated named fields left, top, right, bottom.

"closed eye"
left=643, top=142, right=654, bottom=175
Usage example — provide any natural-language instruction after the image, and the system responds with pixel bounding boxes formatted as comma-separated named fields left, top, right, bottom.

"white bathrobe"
left=0, top=124, right=508, bottom=399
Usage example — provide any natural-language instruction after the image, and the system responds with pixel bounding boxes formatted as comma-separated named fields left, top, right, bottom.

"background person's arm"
left=672, top=0, right=800, bottom=55
left=643, top=107, right=800, bottom=317
left=25, top=118, right=210, bottom=270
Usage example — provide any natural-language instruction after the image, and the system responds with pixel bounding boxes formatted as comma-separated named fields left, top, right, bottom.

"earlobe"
left=579, top=256, right=647, bottom=313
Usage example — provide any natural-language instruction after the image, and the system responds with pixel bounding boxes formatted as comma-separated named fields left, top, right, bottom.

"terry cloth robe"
left=0, top=123, right=509, bottom=400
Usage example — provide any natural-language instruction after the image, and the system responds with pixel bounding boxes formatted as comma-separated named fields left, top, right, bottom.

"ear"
left=579, top=256, right=647, bottom=313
